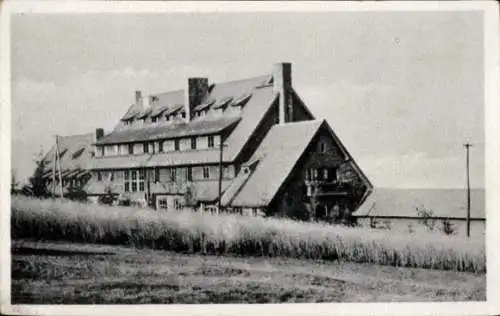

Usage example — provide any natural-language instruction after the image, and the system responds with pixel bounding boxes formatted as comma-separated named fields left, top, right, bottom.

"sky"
left=10, top=11, right=484, bottom=189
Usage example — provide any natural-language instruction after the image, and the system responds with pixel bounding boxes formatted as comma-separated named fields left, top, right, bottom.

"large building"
left=44, top=63, right=373, bottom=220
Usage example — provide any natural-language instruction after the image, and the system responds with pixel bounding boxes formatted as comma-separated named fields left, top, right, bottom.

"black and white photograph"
left=1, top=1, right=499, bottom=315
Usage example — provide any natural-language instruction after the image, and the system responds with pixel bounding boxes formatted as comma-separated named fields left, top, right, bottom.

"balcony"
left=305, top=179, right=355, bottom=198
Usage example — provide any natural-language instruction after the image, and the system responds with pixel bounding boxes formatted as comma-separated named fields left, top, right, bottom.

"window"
left=124, top=170, right=129, bottom=191
left=323, top=168, right=328, bottom=180
left=191, top=137, right=197, bottom=150
left=155, top=167, right=160, bottom=183
left=319, top=141, right=327, bottom=153
left=143, top=142, right=149, bottom=153
left=186, top=167, right=192, bottom=182
left=171, top=168, right=177, bottom=182
left=181, top=112, right=186, bottom=118
left=108, top=172, right=115, bottom=182
left=158, top=141, right=164, bottom=153
left=208, top=135, right=215, bottom=148
left=99, top=147, right=105, bottom=157
left=97, top=172, right=102, bottom=181
left=174, top=199, right=182, bottom=210
left=158, top=198, right=168, bottom=209
left=128, top=144, right=134, bottom=155
left=174, top=139, right=180, bottom=151
left=124, top=169, right=145, bottom=192
left=203, top=166, right=210, bottom=179
left=152, top=116, right=157, bottom=123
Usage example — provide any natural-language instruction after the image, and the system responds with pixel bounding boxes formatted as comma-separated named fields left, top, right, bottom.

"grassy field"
left=11, top=240, right=485, bottom=304
left=11, top=196, right=485, bottom=273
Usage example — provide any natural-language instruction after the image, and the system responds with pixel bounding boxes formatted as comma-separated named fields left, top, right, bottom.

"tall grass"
left=11, top=196, right=485, bottom=273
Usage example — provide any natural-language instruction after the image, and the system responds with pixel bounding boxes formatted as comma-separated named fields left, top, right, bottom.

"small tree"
left=416, top=205, right=437, bottom=231
left=98, top=185, right=116, bottom=205
left=22, top=151, right=50, bottom=198
left=11, top=169, right=20, bottom=195
left=66, top=177, right=88, bottom=202
left=441, top=219, right=456, bottom=235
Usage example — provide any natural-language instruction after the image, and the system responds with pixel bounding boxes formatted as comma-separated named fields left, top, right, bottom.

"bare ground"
left=11, top=240, right=485, bottom=304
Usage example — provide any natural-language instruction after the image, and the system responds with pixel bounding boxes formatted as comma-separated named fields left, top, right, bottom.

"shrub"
left=442, top=219, right=456, bottom=236
left=416, top=205, right=437, bottom=231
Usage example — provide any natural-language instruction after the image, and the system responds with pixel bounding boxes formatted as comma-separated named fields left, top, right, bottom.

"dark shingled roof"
left=151, top=89, right=184, bottom=108
left=352, top=188, right=485, bottom=220
left=43, top=133, right=94, bottom=177
left=150, top=104, right=170, bottom=117
left=193, top=100, right=215, bottom=112
left=97, top=74, right=278, bottom=169
left=164, top=103, right=184, bottom=116
left=136, top=107, right=152, bottom=119
left=96, top=116, right=241, bottom=145
left=121, top=104, right=141, bottom=121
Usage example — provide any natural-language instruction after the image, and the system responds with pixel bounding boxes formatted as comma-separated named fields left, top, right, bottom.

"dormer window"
left=208, top=135, right=214, bottom=148
left=212, top=97, right=233, bottom=113
left=232, top=93, right=252, bottom=108
left=191, top=137, right=197, bottom=150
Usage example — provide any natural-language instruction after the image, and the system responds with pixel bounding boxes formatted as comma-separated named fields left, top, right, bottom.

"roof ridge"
left=150, top=88, right=184, bottom=97
left=148, top=74, right=270, bottom=98
left=210, top=74, right=270, bottom=86
left=58, top=132, right=94, bottom=138
left=272, top=119, right=323, bottom=128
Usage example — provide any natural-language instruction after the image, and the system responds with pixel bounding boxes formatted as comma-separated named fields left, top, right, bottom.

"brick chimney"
left=273, top=62, right=293, bottom=124
left=184, top=78, right=209, bottom=122
left=135, top=90, right=143, bottom=108
left=95, top=128, right=104, bottom=141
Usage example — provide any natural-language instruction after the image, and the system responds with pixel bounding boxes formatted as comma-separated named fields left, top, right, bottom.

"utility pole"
left=55, top=135, right=64, bottom=198
left=464, top=143, right=473, bottom=237
left=52, top=144, right=57, bottom=198
left=217, top=138, right=225, bottom=214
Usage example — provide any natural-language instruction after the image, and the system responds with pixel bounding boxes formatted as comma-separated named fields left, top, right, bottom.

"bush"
left=416, top=206, right=437, bottom=231
left=442, top=219, right=456, bottom=236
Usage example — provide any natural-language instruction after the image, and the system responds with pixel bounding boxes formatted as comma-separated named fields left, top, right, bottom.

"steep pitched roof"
left=43, top=133, right=94, bottom=177
left=121, top=104, right=142, bottom=121
left=93, top=76, right=278, bottom=168
left=223, top=85, right=277, bottom=160
left=352, top=188, right=485, bottom=220
left=228, top=120, right=323, bottom=207
left=226, top=119, right=373, bottom=207
left=152, top=89, right=185, bottom=108
left=202, top=75, right=270, bottom=106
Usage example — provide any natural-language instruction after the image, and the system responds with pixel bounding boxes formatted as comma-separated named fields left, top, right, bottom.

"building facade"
left=44, top=63, right=373, bottom=220
left=352, top=188, right=485, bottom=236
